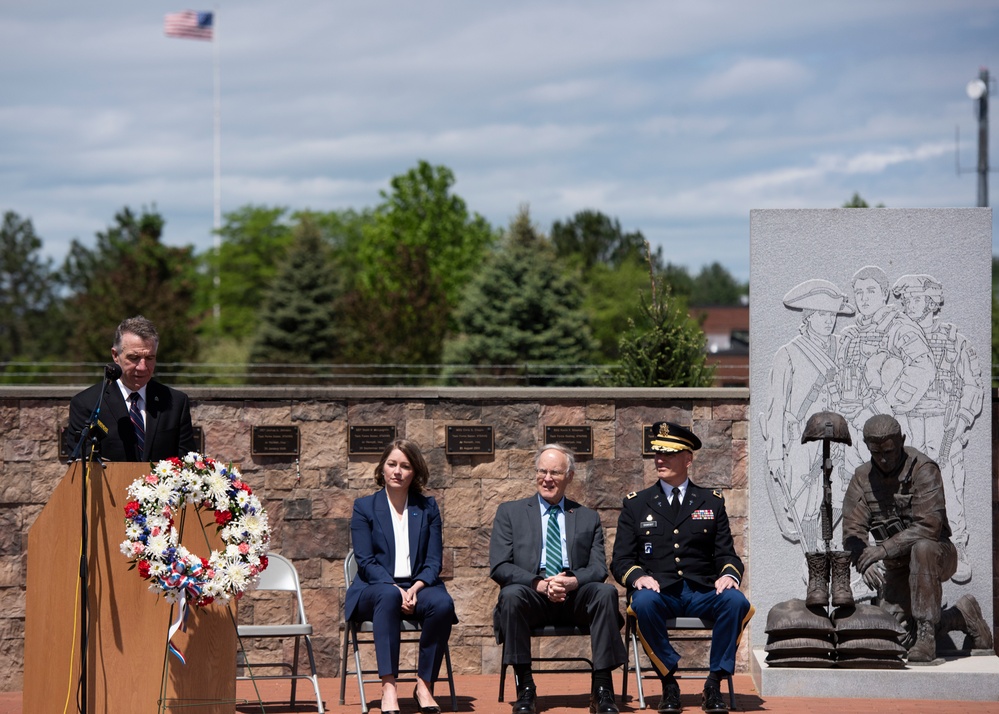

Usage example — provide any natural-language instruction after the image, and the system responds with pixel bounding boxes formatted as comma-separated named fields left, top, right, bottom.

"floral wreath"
left=120, top=452, right=271, bottom=610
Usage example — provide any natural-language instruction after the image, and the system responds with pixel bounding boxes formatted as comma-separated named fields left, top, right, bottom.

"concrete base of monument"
left=751, top=648, right=999, bottom=700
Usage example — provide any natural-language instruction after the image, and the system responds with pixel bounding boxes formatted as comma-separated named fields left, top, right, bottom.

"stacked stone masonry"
left=3, top=386, right=751, bottom=692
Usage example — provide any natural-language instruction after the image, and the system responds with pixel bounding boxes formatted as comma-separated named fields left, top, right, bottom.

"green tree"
left=690, top=262, right=746, bottom=306
left=0, top=211, right=65, bottom=361
left=550, top=210, right=664, bottom=363
left=197, top=205, right=294, bottom=340
left=347, top=161, right=497, bottom=364
left=550, top=209, right=660, bottom=271
left=582, top=259, right=651, bottom=363
left=660, top=262, right=694, bottom=301
left=604, top=246, right=714, bottom=387
left=442, top=207, right=596, bottom=385
left=62, top=206, right=199, bottom=365
left=249, top=217, right=341, bottom=367
left=843, top=192, right=885, bottom=208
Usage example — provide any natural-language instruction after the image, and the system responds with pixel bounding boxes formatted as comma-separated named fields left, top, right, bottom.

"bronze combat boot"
left=805, top=551, right=829, bottom=608
left=907, top=620, right=937, bottom=662
left=829, top=551, right=855, bottom=608
left=939, top=594, right=994, bottom=650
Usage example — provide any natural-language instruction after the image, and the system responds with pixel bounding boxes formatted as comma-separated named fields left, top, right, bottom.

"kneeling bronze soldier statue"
left=841, top=414, right=992, bottom=662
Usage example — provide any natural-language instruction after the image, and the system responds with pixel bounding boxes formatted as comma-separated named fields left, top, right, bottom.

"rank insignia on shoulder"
left=626, top=491, right=637, bottom=499
left=713, top=489, right=723, bottom=499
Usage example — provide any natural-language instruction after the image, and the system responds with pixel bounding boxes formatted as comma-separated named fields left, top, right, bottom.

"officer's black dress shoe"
left=589, top=685, right=619, bottom=713
left=658, top=680, right=682, bottom=713
left=700, top=682, right=729, bottom=713
left=512, top=685, right=537, bottom=714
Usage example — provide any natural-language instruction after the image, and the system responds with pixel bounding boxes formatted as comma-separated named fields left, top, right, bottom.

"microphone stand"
left=68, top=363, right=120, bottom=713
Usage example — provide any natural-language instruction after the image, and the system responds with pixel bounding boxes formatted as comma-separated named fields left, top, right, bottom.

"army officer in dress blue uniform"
left=611, top=422, right=754, bottom=714
left=346, top=439, right=457, bottom=714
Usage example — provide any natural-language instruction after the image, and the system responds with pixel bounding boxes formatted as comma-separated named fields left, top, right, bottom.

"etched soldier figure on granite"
left=762, top=279, right=854, bottom=552
left=841, top=414, right=991, bottom=663
left=890, top=274, right=984, bottom=584
left=836, top=266, right=935, bottom=473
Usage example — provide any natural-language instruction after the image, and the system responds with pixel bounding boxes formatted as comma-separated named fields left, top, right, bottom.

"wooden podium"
left=24, top=462, right=237, bottom=713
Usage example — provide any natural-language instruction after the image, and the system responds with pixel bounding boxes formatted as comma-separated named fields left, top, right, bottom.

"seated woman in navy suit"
left=345, top=439, right=456, bottom=714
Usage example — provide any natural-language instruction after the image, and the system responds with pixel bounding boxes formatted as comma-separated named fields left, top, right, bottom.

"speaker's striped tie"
left=128, top=392, right=145, bottom=454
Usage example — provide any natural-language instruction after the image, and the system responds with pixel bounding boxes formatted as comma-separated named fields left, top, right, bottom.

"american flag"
left=164, top=11, right=214, bottom=41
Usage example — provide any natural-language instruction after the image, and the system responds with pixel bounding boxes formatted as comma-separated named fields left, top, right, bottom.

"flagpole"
left=212, top=5, right=222, bottom=329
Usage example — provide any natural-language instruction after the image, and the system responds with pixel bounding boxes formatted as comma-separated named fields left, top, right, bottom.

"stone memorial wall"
left=0, top=386, right=751, bottom=691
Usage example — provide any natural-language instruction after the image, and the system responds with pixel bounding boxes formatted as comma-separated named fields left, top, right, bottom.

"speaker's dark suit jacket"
left=67, top=379, right=196, bottom=462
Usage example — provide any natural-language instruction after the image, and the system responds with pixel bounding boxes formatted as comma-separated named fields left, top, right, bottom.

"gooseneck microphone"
left=104, top=362, right=122, bottom=381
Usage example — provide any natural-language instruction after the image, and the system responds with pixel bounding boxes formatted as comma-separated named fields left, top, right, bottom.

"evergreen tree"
left=62, top=206, right=198, bottom=365
left=249, top=217, right=340, bottom=367
left=604, top=245, right=715, bottom=387
left=443, top=207, right=596, bottom=385
left=0, top=211, right=65, bottom=361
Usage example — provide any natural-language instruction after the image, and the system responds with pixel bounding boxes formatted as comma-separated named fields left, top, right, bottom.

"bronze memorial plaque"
left=544, top=425, right=592, bottom=456
left=250, top=425, right=300, bottom=456
left=445, top=425, right=494, bottom=455
left=642, top=424, right=657, bottom=456
left=191, top=425, right=205, bottom=454
left=59, top=425, right=72, bottom=460
left=348, top=425, right=397, bottom=455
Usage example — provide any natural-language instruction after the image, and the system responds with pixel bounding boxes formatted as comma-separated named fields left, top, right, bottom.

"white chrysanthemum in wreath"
left=120, top=453, right=270, bottom=607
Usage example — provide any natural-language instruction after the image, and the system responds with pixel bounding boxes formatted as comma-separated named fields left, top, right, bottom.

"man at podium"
left=67, top=315, right=197, bottom=462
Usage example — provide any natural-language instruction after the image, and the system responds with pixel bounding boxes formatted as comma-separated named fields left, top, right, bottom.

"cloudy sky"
left=2, top=1, right=996, bottom=280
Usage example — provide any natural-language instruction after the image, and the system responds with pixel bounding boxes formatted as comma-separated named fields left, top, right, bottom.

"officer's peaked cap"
left=649, top=421, right=701, bottom=453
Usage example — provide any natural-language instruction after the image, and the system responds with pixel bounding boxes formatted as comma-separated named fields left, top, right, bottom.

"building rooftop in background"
left=691, top=305, right=749, bottom=388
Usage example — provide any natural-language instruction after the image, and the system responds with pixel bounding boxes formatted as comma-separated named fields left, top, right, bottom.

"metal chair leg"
left=630, top=622, right=647, bottom=709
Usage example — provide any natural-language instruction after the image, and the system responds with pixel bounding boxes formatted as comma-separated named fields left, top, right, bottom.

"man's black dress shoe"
left=658, top=680, right=682, bottom=713
left=512, top=685, right=537, bottom=714
left=700, top=682, right=729, bottom=713
left=414, top=686, right=441, bottom=714
left=589, top=685, right=619, bottom=713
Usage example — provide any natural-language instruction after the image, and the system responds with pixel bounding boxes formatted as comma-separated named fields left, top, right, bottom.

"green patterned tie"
left=545, top=504, right=563, bottom=576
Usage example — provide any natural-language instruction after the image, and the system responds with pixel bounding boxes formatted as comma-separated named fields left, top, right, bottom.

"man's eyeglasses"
left=536, top=468, right=567, bottom=478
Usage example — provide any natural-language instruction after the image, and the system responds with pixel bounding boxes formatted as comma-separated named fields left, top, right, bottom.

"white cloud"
left=693, top=58, right=813, bottom=100
left=0, top=0, right=996, bottom=271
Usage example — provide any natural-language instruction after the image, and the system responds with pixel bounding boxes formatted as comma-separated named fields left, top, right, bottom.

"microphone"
left=105, top=362, right=122, bottom=381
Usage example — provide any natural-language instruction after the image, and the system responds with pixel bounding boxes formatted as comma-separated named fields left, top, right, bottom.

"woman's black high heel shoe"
left=414, top=686, right=441, bottom=714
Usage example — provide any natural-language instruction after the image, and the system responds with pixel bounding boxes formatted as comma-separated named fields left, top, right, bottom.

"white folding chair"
left=237, top=552, right=325, bottom=712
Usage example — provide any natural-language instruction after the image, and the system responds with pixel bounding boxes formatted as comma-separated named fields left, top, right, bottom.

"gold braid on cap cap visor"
left=650, top=437, right=695, bottom=452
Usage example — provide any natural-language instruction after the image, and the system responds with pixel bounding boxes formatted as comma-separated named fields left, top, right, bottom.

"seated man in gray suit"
left=490, top=444, right=627, bottom=714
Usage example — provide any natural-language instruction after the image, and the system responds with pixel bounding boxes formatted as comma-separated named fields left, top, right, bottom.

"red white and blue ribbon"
left=163, top=560, right=205, bottom=664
